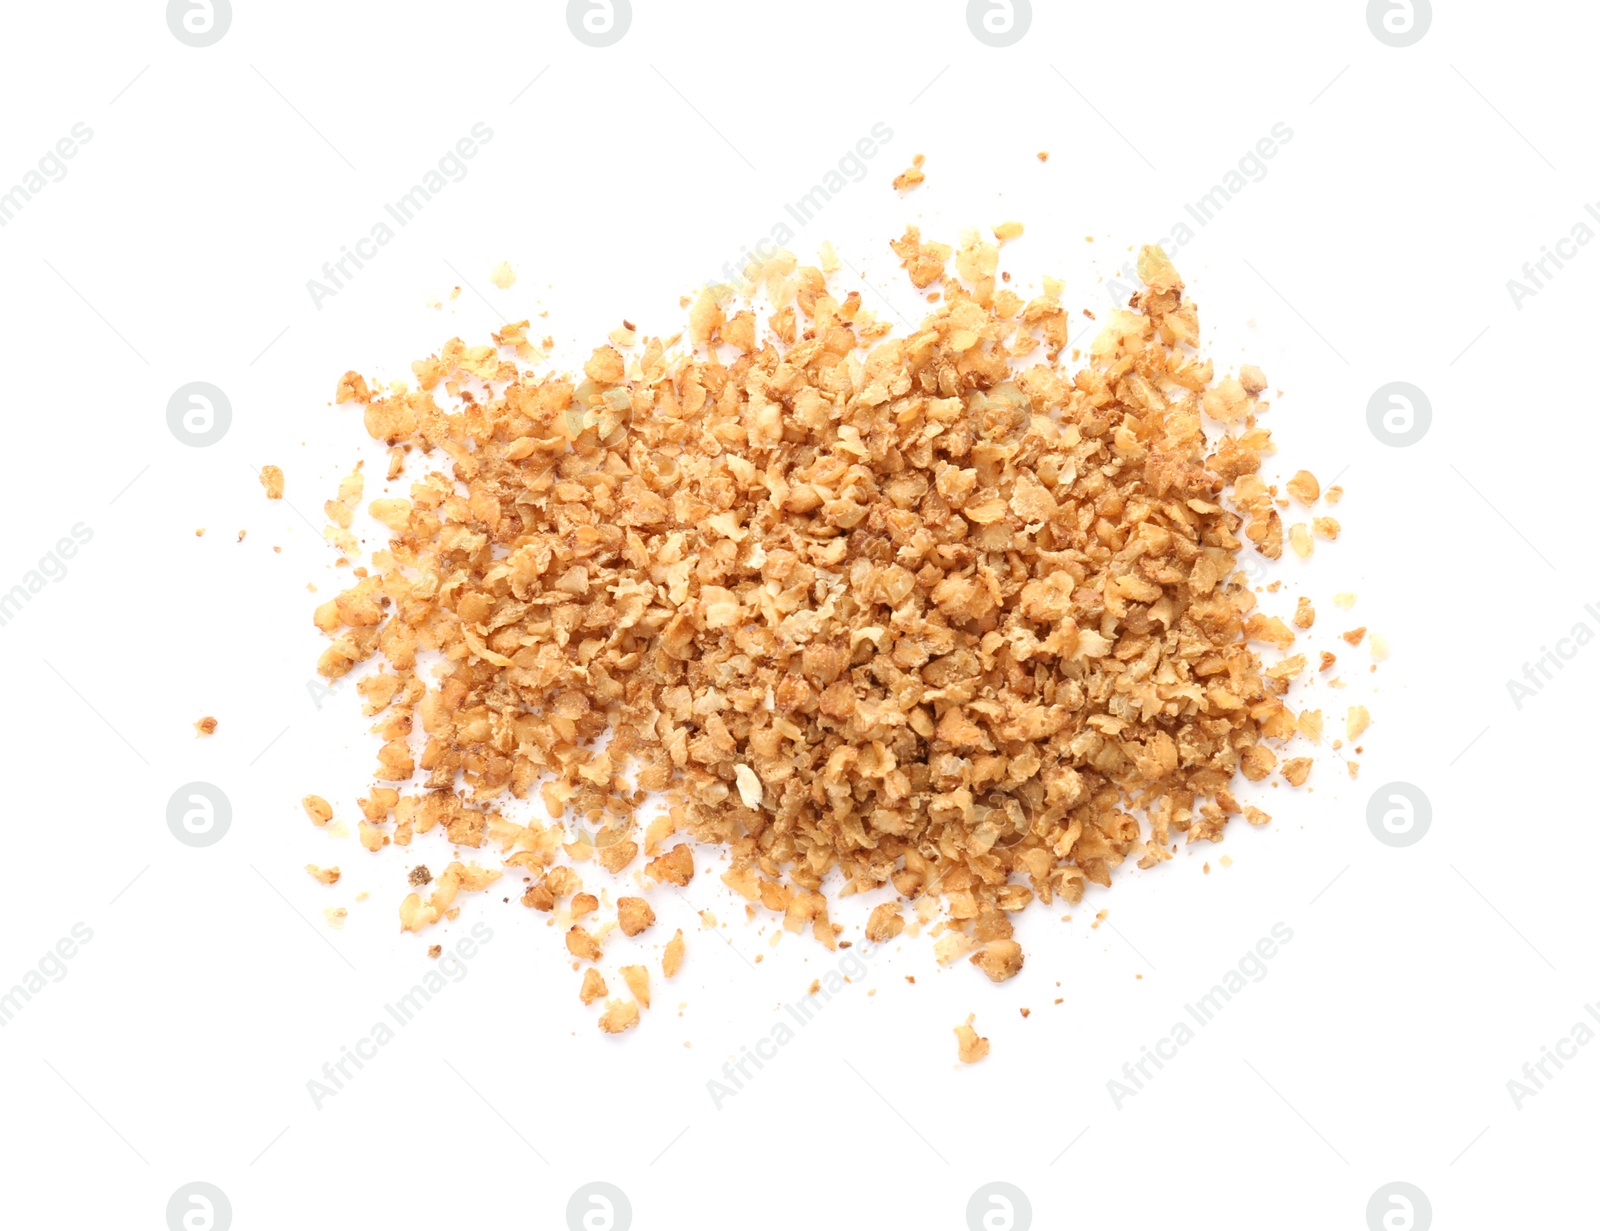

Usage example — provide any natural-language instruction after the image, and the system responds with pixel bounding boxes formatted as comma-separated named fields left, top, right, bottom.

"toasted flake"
left=617, top=896, right=656, bottom=937
left=1286, top=470, right=1320, bottom=506
left=663, top=929, right=686, bottom=978
left=620, top=964, right=651, bottom=1008
left=955, top=1014, right=990, bottom=1064
left=598, top=999, right=640, bottom=1034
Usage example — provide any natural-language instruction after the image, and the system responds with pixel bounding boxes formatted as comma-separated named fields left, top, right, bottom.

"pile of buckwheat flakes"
left=303, top=232, right=1355, bottom=1034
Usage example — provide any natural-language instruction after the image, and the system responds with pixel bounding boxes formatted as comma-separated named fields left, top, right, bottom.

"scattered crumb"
left=893, top=154, right=926, bottom=192
left=193, top=716, right=217, bottom=736
left=663, top=929, right=685, bottom=978
left=490, top=262, right=516, bottom=289
left=955, top=1014, right=990, bottom=1064
left=598, top=999, right=639, bottom=1033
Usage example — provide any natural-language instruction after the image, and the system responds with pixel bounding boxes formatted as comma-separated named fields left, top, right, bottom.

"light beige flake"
left=955, top=1014, right=990, bottom=1064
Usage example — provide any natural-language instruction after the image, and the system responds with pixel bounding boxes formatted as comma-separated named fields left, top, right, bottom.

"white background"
left=0, top=2, right=1591, bottom=1228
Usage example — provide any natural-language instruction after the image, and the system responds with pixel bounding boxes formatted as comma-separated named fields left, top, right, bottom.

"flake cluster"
left=310, top=235, right=1320, bottom=992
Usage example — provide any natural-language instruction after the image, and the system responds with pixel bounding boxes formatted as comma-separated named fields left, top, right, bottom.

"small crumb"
left=1293, top=597, right=1315, bottom=629
left=663, top=929, right=685, bottom=978
left=193, top=716, right=217, bottom=736
left=490, top=262, right=516, bottom=289
left=1347, top=706, right=1371, bottom=741
left=427, top=944, right=441, bottom=959
left=194, top=528, right=205, bottom=537
left=1220, top=855, right=1233, bottom=868
left=598, top=999, right=639, bottom=1034
left=1325, top=485, right=1344, bottom=504
left=302, top=795, right=333, bottom=826
left=305, top=864, right=340, bottom=885
left=408, top=865, right=432, bottom=886
left=893, top=154, right=926, bottom=192
left=1342, top=627, right=1367, bottom=646
left=259, top=465, right=284, bottom=499
left=1369, top=633, right=1390, bottom=661
left=1333, top=592, right=1357, bottom=609
left=994, top=221, right=1024, bottom=242
left=1286, top=470, right=1319, bottom=506
left=324, top=907, right=347, bottom=930
left=621, top=964, right=651, bottom=1008
left=955, top=1014, right=990, bottom=1064
left=1037, top=150, right=1049, bottom=162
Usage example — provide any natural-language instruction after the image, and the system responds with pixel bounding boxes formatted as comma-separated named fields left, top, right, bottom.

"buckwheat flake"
left=598, top=999, right=640, bottom=1034
left=955, top=1014, right=990, bottom=1064
left=663, top=929, right=686, bottom=978
left=621, top=964, right=651, bottom=1008
left=303, top=235, right=1353, bottom=1021
left=1286, top=470, right=1319, bottom=506
left=893, top=154, right=926, bottom=192
left=580, top=968, right=608, bottom=1005
left=617, top=896, right=656, bottom=937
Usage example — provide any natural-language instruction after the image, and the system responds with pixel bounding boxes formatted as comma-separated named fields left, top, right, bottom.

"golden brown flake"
left=1286, top=470, right=1319, bottom=506
left=580, top=968, right=608, bottom=1005
left=955, top=1014, right=990, bottom=1063
left=305, top=238, right=1338, bottom=992
left=663, top=929, right=686, bottom=978
left=617, top=896, right=656, bottom=937
left=598, top=999, right=640, bottom=1033
left=260, top=465, right=285, bottom=499
left=194, top=716, right=217, bottom=736
left=620, top=964, right=651, bottom=1008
